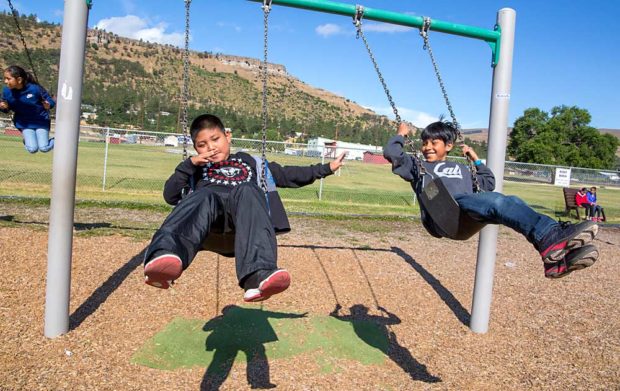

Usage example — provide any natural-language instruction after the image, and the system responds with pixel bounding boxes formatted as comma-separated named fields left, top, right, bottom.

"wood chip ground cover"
left=0, top=204, right=618, bottom=390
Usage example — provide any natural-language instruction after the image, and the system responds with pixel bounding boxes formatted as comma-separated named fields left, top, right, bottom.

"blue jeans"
left=21, top=128, right=54, bottom=153
left=454, top=191, right=558, bottom=246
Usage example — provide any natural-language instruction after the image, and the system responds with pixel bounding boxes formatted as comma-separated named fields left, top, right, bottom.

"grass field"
left=1, top=134, right=618, bottom=222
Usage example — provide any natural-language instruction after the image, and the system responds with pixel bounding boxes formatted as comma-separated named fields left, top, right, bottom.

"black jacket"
left=163, top=151, right=334, bottom=233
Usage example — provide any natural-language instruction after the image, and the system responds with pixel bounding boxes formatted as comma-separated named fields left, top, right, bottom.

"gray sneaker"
left=537, top=221, right=598, bottom=263
left=544, top=244, right=599, bottom=279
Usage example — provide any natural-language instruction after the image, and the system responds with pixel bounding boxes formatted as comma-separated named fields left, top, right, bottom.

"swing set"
left=43, top=0, right=515, bottom=338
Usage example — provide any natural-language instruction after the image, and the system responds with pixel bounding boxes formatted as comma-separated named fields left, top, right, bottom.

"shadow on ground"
left=69, top=248, right=146, bottom=330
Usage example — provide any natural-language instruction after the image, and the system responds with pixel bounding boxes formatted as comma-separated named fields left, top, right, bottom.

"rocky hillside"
left=0, top=12, right=394, bottom=144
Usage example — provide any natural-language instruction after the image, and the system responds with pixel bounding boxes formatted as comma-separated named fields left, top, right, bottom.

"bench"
left=562, top=187, right=585, bottom=220
left=563, top=187, right=607, bottom=222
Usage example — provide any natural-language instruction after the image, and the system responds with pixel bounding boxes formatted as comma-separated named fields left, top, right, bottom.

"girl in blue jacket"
left=1, top=65, right=55, bottom=153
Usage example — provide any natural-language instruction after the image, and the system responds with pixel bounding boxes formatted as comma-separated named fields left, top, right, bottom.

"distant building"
left=81, top=112, right=98, bottom=120
left=307, top=137, right=382, bottom=161
left=164, top=135, right=179, bottom=147
left=363, top=151, right=389, bottom=164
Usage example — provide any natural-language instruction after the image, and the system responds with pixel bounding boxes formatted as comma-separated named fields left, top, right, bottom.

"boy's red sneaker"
left=537, top=221, right=598, bottom=263
left=243, top=269, right=291, bottom=302
left=544, top=244, right=599, bottom=279
left=144, top=254, right=183, bottom=289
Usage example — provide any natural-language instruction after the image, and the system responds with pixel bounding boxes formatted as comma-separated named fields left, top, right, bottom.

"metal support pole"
left=470, top=8, right=516, bottom=334
left=319, top=144, right=325, bottom=200
left=102, top=127, right=109, bottom=191
left=44, top=0, right=90, bottom=338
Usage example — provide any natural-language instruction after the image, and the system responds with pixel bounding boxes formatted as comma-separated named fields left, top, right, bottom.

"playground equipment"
left=44, top=0, right=515, bottom=337
left=351, top=7, right=486, bottom=241
left=177, top=0, right=281, bottom=257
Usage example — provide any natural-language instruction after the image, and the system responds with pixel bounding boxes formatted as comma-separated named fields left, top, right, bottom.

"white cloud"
left=315, top=23, right=344, bottom=38
left=365, top=105, right=439, bottom=128
left=398, top=108, right=439, bottom=127
left=95, top=15, right=185, bottom=46
left=363, top=23, right=412, bottom=33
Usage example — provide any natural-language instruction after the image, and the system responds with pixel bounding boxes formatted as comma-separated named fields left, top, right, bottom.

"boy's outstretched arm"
left=383, top=123, right=417, bottom=182
left=268, top=152, right=346, bottom=188
left=329, top=151, right=347, bottom=172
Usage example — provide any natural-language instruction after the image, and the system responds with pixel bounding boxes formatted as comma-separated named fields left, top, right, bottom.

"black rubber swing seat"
left=417, top=178, right=487, bottom=241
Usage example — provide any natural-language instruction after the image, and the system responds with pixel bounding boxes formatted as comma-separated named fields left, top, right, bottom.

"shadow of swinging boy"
left=330, top=304, right=441, bottom=384
left=200, top=305, right=307, bottom=390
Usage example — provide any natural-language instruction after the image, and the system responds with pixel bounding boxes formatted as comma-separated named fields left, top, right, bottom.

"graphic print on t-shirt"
left=202, top=157, right=254, bottom=187
left=433, top=162, right=463, bottom=179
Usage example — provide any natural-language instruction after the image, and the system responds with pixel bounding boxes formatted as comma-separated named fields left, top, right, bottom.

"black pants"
left=144, top=182, right=278, bottom=286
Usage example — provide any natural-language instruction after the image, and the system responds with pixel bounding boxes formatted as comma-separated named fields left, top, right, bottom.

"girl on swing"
left=1, top=65, right=55, bottom=153
left=143, top=114, right=346, bottom=302
left=384, top=120, right=599, bottom=279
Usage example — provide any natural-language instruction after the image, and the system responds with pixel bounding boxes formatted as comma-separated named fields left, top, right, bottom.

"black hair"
left=189, top=114, right=225, bottom=142
left=4, top=65, right=38, bottom=86
left=581, top=187, right=587, bottom=192
left=420, top=119, right=459, bottom=147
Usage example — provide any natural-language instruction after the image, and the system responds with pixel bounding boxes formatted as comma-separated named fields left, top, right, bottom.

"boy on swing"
left=384, top=120, right=599, bottom=278
left=144, top=114, right=346, bottom=301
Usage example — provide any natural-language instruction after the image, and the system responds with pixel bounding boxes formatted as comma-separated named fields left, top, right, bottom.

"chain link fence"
left=1, top=121, right=618, bottom=219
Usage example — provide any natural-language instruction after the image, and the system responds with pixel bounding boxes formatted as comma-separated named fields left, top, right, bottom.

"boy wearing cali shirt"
left=384, top=120, right=599, bottom=279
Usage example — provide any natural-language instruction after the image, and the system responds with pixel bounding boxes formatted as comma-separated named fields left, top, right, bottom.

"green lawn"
left=1, top=134, right=618, bottom=222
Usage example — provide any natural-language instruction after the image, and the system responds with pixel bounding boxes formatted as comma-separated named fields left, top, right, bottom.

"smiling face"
left=3, top=71, right=24, bottom=90
left=421, top=138, right=453, bottom=162
left=193, top=127, right=232, bottom=163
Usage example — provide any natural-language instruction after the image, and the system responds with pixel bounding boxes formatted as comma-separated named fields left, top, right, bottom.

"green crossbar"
left=247, top=0, right=501, bottom=65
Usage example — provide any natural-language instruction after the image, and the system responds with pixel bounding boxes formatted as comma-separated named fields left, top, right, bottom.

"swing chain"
left=259, top=0, right=272, bottom=194
left=420, top=17, right=481, bottom=192
left=353, top=5, right=401, bottom=126
left=7, top=0, right=39, bottom=84
left=262, top=0, right=272, bottom=12
left=419, top=17, right=459, bottom=134
left=180, top=0, right=191, bottom=161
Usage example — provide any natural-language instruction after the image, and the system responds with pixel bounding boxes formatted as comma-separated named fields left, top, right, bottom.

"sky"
left=3, top=0, right=619, bottom=129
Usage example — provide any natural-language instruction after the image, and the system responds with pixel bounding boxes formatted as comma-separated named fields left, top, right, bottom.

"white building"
left=164, top=135, right=179, bottom=147
left=307, top=137, right=382, bottom=160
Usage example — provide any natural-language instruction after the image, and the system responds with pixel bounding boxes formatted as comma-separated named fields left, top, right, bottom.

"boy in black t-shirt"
left=144, top=114, right=345, bottom=302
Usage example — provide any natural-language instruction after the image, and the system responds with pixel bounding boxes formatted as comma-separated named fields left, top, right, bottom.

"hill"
left=0, top=12, right=394, bottom=144
left=462, top=127, right=620, bottom=143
